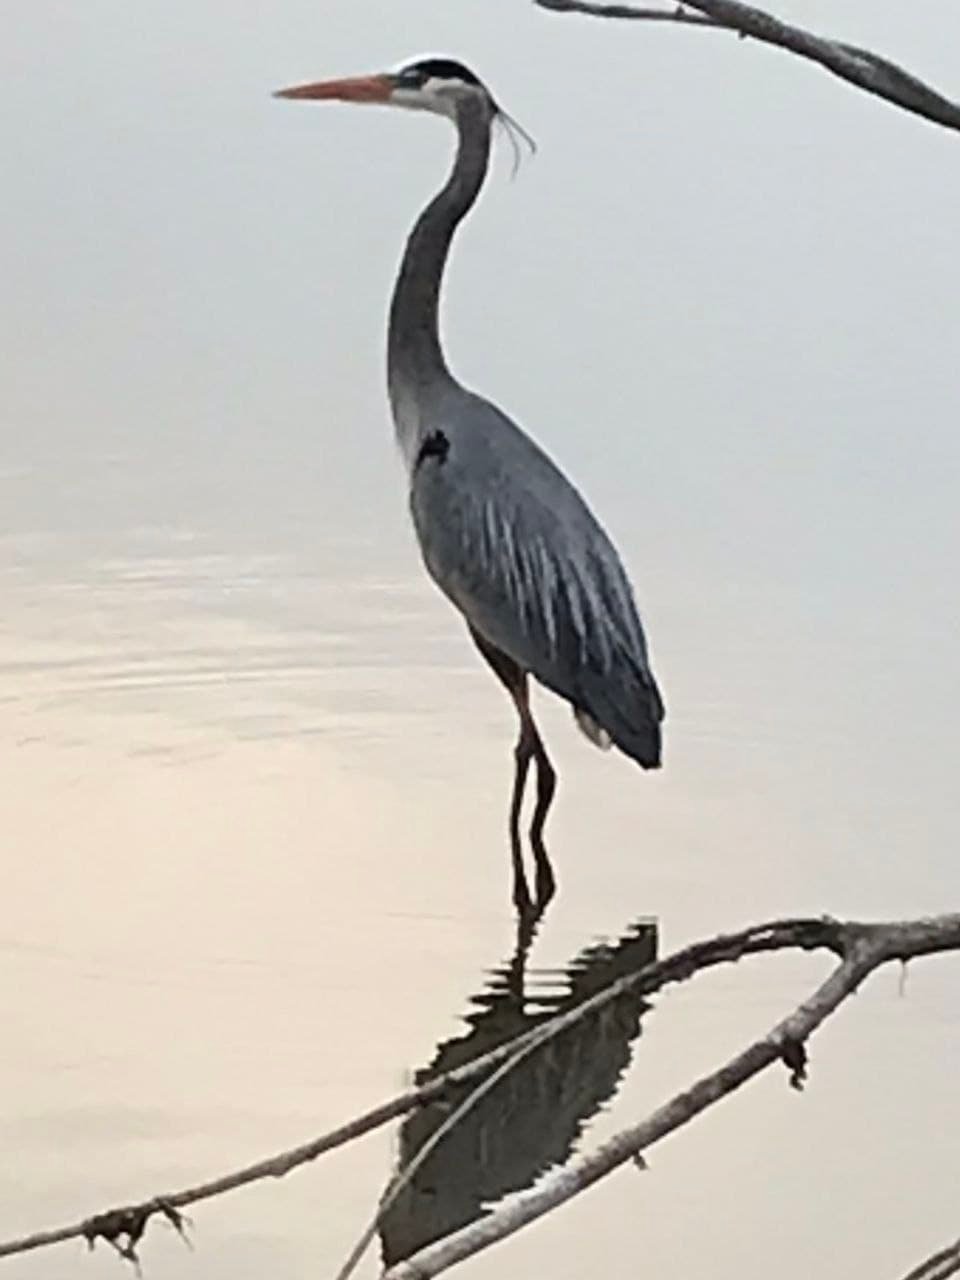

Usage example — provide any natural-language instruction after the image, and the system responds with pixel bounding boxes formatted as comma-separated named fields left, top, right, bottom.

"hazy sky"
left=4, top=1, right=959, bottom=556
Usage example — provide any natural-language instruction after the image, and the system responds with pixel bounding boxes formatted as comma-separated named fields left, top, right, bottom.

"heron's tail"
left=575, top=663, right=664, bottom=770
left=614, top=715, right=662, bottom=770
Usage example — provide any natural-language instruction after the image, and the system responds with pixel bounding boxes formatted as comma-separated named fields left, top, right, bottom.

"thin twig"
left=333, top=1011, right=563, bottom=1280
left=535, top=0, right=960, bottom=135
left=0, top=1031, right=543, bottom=1264
left=537, top=0, right=716, bottom=22
left=383, top=915, right=960, bottom=1278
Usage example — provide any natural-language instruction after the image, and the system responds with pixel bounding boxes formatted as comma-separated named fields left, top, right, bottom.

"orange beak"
left=273, top=74, right=393, bottom=103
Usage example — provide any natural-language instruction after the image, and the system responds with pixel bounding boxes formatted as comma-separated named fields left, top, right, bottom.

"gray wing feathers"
left=411, top=421, right=664, bottom=769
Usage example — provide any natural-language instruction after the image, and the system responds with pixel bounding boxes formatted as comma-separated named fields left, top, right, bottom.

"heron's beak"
left=273, top=74, right=394, bottom=103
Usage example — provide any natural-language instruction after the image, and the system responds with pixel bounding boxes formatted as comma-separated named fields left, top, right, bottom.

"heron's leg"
left=508, top=735, right=535, bottom=917
left=468, top=628, right=535, bottom=914
left=468, top=628, right=557, bottom=910
left=528, top=730, right=557, bottom=907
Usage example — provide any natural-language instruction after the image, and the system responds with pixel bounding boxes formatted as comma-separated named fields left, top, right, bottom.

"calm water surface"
left=2, top=438, right=958, bottom=1280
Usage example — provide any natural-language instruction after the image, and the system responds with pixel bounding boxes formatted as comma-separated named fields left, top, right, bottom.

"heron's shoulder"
left=450, top=391, right=556, bottom=457
left=433, top=392, right=590, bottom=510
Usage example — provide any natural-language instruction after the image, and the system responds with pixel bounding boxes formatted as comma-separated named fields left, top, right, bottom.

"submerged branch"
left=535, top=0, right=960, bottom=135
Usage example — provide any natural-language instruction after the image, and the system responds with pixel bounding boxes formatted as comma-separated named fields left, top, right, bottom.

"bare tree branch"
left=1, top=914, right=956, bottom=1268
left=535, top=0, right=960, bottom=135
left=0, top=1028, right=548, bottom=1264
left=383, top=914, right=960, bottom=1279
left=901, top=1238, right=960, bottom=1280
left=538, top=1, right=716, bottom=22
left=0, top=917, right=838, bottom=1264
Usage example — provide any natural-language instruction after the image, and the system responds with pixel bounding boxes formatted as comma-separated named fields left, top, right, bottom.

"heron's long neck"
left=388, top=101, right=492, bottom=419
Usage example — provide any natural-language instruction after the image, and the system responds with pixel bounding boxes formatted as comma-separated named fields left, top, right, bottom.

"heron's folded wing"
left=410, top=458, right=663, bottom=726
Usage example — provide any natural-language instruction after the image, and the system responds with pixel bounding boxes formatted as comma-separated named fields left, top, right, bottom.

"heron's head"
left=274, top=57, right=494, bottom=120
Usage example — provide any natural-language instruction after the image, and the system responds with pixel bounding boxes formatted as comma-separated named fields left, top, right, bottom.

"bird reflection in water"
left=378, top=916, right=657, bottom=1267
left=506, top=748, right=555, bottom=919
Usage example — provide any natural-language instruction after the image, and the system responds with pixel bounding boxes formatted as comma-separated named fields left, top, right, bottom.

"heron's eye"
left=395, top=67, right=426, bottom=88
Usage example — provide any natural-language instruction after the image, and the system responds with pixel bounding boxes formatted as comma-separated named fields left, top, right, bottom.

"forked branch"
left=0, top=914, right=956, bottom=1272
left=0, top=917, right=841, bottom=1263
left=382, top=914, right=960, bottom=1279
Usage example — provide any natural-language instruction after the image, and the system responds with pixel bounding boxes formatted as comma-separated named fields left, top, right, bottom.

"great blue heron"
left=276, top=57, right=664, bottom=910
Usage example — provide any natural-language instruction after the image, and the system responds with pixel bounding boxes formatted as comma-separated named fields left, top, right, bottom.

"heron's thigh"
left=468, top=626, right=526, bottom=699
